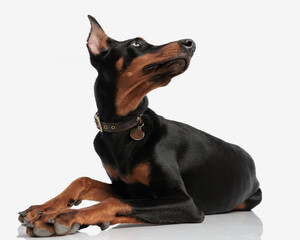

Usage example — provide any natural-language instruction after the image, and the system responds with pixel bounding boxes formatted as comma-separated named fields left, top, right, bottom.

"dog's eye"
left=131, top=40, right=142, bottom=48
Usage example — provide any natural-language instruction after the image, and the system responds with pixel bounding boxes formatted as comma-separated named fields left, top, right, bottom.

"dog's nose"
left=180, top=39, right=196, bottom=54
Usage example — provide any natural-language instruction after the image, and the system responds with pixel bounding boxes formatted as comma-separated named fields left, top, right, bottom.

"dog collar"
left=94, top=112, right=144, bottom=134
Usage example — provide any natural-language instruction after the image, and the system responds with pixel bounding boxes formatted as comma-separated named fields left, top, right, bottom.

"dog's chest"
left=102, top=162, right=151, bottom=186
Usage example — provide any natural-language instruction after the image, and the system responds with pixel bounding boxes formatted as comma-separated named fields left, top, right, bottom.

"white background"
left=0, top=0, right=299, bottom=239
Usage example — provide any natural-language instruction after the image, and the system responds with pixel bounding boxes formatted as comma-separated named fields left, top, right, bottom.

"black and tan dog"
left=18, top=15, right=262, bottom=237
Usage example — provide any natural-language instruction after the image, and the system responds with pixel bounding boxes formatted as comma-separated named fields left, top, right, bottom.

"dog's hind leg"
left=18, top=177, right=118, bottom=225
left=233, top=188, right=262, bottom=211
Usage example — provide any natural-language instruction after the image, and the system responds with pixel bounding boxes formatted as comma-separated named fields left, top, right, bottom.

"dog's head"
left=87, top=15, right=195, bottom=117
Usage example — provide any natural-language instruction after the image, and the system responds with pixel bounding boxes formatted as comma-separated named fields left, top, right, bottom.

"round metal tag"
left=130, top=127, right=145, bottom=141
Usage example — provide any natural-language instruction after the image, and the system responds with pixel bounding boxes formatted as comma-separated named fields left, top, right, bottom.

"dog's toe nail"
left=18, top=211, right=27, bottom=217
left=21, top=218, right=29, bottom=226
left=18, top=215, right=24, bottom=223
left=33, top=227, right=52, bottom=237
left=22, top=222, right=28, bottom=227
left=99, top=222, right=110, bottom=231
left=70, top=223, right=81, bottom=234
left=48, top=218, right=56, bottom=224
left=26, top=227, right=35, bottom=237
left=54, top=223, right=69, bottom=235
left=27, top=223, right=34, bottom=228
left=68, top=199, right=75, bottom=207
left=36, top=211, right=43, bottom=216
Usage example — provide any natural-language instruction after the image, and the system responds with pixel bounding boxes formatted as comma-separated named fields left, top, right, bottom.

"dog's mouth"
left=143, top=58, right=188, bottom=78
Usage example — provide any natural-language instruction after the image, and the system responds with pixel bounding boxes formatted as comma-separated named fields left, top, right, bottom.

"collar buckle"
left=94, top=113, right=103, bottom=132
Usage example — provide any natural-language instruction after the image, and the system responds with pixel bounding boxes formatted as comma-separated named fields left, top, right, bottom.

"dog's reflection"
left=18, top=211, right=262, bottom=240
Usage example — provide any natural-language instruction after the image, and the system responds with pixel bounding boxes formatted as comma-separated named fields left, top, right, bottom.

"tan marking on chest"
left=122, top=163, right=151, bottom=186
left=103, top=164, right=118, bottom=180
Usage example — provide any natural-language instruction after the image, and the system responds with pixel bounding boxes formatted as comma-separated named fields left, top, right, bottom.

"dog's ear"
left=87, top=15, right=109, bottom=55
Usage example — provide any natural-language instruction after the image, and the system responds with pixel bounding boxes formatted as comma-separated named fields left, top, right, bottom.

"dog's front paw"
left=18, top=198, right=82, bottom=226
left=20, top=209, right=81, bottom=237
left=18, top=204, right=53, bottom=225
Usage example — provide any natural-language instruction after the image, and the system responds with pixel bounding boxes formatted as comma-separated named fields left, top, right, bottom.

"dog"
left=18, top=15, right=262, bottom=237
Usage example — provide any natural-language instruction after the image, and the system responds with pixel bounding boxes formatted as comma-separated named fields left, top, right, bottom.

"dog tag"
left=130, top=125, right=145, bottom=141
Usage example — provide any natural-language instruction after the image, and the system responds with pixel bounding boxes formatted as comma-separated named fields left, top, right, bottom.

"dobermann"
left=18, top=15, right=262, bottom=237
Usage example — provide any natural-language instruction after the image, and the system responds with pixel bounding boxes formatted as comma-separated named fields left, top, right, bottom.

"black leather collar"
left=94, top=112, right=143, bottom=133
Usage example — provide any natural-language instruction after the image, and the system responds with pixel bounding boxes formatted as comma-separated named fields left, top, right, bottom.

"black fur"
left=88, top=16, right=261, bottom=224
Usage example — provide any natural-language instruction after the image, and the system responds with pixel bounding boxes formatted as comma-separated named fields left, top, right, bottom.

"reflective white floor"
left=17, top=211, right=262, bottom=240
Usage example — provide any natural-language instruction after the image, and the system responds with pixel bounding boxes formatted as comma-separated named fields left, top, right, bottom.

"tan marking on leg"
left=48, top=177, right=117, bottom=204
left=31, top=201, right=144, bottom=237
left=111, top=216, right=144, bottom=225
left=122, top=162, right=151, bottom=186
left=19, top=177, right=118, bottom=223
left=82, top=178, right=120, bottom=201
left=233, top=201, right=247, bottom=210
left=75, top=198, right=144, bottom=225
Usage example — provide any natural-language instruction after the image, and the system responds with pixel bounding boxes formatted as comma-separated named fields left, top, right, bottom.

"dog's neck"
left=94, top=87, right=149, bottom=123
left=96, top=97, right=148, bottom=123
